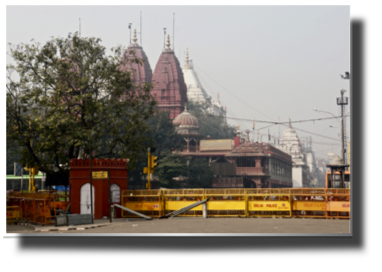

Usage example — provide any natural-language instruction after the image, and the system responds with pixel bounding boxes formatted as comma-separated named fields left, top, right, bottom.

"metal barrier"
left=247, top=189, right=292, bottom=218
left=290, top=189, right=327, bottom=218
left=121, top=190, right=163, bottom=218
left=204, top=189, right=246, bottom=217
left=7, top=192, right=56, bottom=225
left=163, top=189, right=205, bottom=217
left=120, top=188, right=350, bottom=219
left=6, top=206, right=22, bottom=224
left=325, top=189, right=350, bottom=219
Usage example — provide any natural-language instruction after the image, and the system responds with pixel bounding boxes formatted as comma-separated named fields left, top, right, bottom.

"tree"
left=127, top=111, right=184, bottom=186
left=6, top=33, right=156, bottom=186
left=154, top=153, right=190, bottom=188
left=186, top=158, right=214, bottom=188
left=187, top=98, right=236, bottom=139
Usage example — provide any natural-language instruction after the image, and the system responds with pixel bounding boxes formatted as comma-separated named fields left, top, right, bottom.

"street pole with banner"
left=89, top=144, right=93, bottom=224
left=108, top=171, right=111, bottom=223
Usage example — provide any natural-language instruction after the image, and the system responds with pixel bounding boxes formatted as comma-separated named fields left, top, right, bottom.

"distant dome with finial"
left=173, top=106, right=199, bottom=128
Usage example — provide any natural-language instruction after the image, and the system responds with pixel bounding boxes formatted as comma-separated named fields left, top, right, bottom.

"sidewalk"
left=16, top=218, right=130, bottom=232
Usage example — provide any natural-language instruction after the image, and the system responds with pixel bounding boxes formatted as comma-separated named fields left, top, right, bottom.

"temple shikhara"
left=151, top=35, right=188, bottom=119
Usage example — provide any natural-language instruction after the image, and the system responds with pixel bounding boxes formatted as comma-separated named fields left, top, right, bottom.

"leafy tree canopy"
left=185, top=158, right=214, bottom=188
left=6, top=33, right=156, bottom=185
left=128, top=111, right=184, bottom=185
left=187, top=98, right=236, bottom=140
left=154, top=153, right=190, bottom=188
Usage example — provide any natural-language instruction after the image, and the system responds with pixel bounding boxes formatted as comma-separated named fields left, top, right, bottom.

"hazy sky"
left=6, top=5, right=350, bottom=160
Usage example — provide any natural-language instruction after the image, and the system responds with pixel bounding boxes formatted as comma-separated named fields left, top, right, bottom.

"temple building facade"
left=278, top=121, right=310, bottom=187
left=151, top=35, right=188, bottom=119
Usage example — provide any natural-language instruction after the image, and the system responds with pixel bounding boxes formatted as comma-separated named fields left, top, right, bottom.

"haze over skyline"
left=6, top=5, right=350, bottom=160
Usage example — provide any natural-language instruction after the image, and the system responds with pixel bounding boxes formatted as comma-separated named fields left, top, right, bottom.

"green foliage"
left=185, top=158, right=214, bottom=188
left=187, top=98, right=236, bottom=140
left=127, top=111, right=184, bottom=185
left=154, top=153, right=190, bottom=188
left=6, top=33, right=156, bottom=185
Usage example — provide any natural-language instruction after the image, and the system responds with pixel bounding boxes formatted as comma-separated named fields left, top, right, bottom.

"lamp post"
left=313, top=92, right=349, bottom=164
left=88, top=132, right=94, bottom=224
left=128, top=23, right=132, bottom=45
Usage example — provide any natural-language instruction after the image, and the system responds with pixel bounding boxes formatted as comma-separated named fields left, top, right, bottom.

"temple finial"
left=289, top=118, right=292, bottom=128
left=166, top=34, right=171, bottom=49
left=184, top=48, right=191, bottom=69
left=132, top=29, right=138, bottom=45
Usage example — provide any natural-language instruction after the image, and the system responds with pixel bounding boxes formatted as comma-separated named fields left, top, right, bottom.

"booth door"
left=80, top=183, right=95, bottom=216
left=110, top=183, right=120, bottom=203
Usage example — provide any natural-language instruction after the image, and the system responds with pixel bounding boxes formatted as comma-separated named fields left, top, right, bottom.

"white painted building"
left=278, top=121, right=310, bottom=187
left=182, top=49, right=226, bottom=119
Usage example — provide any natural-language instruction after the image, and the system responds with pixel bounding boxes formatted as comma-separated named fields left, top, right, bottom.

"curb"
left=36, top=224, right=109, bottom=232
left=17, top=222, right=109, bottom=232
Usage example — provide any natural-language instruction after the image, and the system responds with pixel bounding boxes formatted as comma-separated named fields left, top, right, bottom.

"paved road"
left=7, top=217, right=350, bottom=234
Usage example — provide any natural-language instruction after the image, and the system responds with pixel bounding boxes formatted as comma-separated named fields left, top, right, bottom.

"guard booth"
left=69, top=158, right=128, bottom=219
left=326, top=156, right=350, bottom=189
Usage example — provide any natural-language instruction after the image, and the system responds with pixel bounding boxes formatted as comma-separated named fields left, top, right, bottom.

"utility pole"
left=337, top=89, right=348, bottom=164
left=340, top=71, right=350, bottom=165
left=89, top=135, right=94, bottom=224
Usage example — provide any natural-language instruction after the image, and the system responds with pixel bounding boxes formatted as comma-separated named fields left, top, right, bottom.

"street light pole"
left=89, top=134, right=94, bottom=224
left=337, top=89, right=348, bottom=164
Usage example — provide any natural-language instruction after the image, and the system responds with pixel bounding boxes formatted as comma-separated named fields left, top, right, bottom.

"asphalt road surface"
left=7, top=217, right=350, bottom=234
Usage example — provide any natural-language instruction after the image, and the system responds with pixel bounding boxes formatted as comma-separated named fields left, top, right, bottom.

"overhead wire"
left=192, top=63, right=246, bottom=130
left=193, top=64, right=276, bottom=122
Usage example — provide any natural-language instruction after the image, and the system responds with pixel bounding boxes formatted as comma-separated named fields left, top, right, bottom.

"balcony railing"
left=236, top=167, right=268, bottom=175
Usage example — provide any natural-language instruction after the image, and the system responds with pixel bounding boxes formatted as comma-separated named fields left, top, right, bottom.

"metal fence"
left=121, top=188, right=350, bottom=219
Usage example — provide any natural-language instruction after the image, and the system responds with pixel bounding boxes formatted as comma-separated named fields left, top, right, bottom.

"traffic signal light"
left=150, top=155, right=158, bottom=172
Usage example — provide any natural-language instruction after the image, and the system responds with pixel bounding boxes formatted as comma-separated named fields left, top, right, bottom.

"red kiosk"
left=69, top=158, right=128, bottom=219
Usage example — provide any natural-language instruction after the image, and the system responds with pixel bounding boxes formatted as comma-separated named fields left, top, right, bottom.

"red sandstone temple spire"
left=151, top=34, right=188, bottom=119
left=119, top=28, right=153, bottom=100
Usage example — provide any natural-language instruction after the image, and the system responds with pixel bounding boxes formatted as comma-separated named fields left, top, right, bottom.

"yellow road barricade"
left=247, top=189, right=292, bottom=218
left=7, top=192, right=56, bottom=225
left=325, top=189, right=350, bottom=219
left=6, top=206, right=22, bottom=224
left=204, top=189, right=246, bottom=217
left=120, top=188, right=351, bottom=219
left=164, top=189, right=205, bottom=217
left=290, top=189, right=327, bottom=218
left=121, top=190, right=163, bottom=218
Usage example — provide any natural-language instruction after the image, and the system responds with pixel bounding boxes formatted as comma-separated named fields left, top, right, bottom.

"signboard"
left=248, top=201, right=291, bottom=211
left=125, top=203, right=160, bottom=211
left=92, top=171, right=108, bottom=179
left=200, top=139, right=232, bottom=151
left=52, top=186, right=69, bottom=191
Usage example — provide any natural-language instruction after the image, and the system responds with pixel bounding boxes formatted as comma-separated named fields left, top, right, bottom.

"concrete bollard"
left=203, top=203, right=208, bottom=218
